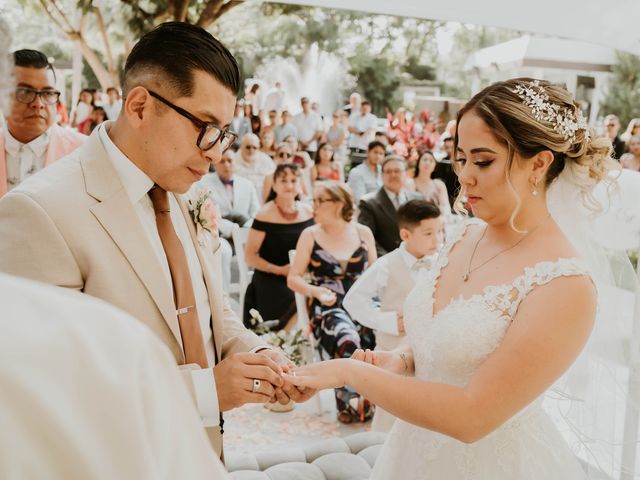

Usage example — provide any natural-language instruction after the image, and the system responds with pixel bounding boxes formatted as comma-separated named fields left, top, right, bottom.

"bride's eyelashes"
left=453, top=158, right=494, bottom=169
left=474, top=160, right=494, bottom=168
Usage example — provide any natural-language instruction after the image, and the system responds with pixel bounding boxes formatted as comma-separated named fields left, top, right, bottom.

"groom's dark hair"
left=398, top=199, right=441, bottom=231
left=122, top=21, right=240, bottom=97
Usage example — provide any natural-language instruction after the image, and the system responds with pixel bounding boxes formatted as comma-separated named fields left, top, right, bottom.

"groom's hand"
left=260, top=348, right=318, bottom=404
left=213, top=352, right=284, bottom=411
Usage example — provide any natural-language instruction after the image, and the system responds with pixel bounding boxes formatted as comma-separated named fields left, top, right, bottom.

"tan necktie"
left=149, top=185, right=208, bottom=369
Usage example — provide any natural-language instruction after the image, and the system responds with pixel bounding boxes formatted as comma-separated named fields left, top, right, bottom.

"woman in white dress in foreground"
left=286, top=78, right=623, bottom=479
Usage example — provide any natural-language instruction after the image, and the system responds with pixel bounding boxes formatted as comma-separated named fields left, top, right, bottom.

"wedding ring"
left=251, top=378, right=261, bottom=393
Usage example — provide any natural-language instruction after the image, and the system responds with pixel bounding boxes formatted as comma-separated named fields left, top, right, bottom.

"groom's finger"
left=244, top=364, right=284, bottom=388
left=237, top=352, right=284, bottom=374
left=274, top=387, right=290, bottom=404
left=246, top=378, right=275, bottom=398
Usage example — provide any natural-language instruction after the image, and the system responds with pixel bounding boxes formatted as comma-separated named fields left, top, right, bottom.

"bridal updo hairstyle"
left=453, top=78, right=617, bottom=216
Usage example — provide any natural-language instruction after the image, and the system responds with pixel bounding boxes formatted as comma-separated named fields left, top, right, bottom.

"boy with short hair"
left=343, top=198, right=444, bottom=431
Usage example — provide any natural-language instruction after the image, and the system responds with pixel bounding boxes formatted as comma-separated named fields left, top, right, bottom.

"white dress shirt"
left=347, top=162, right=382, bottom=201
left=347, top=111, right=378, bottom=150
left=383, top=188, right=408, bottom=210
left=292, top=111, right=323, bottom=152
left=103, top=99, right=122, bottom=121
left=3, top=123, right=49, bottom=192
left=98, top=124, right=219, bottom=426
left=343, top=243, right=433, bottom=335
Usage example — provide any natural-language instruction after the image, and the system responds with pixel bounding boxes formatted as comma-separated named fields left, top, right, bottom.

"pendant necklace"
left=462, top=214, right=551, bottom=282
left=276, top=200, right=299, bottom=221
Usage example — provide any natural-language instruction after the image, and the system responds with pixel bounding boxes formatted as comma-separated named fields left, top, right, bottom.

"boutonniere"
left=188, top=188, right=220, bottom=245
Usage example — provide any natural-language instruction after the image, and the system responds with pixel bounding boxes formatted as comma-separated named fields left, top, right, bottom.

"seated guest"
left=262, top=142, right=310, bottom=203
left=197, top=149, right=259, bottom=290
left=346, top=140, right=384, bottom=201
left=358, top=155, right=422, bottom=256
left=288, top=181, right=377, bottom=424
left=287, top=180, right=377, bottom=423
left=405, top=150, right=451, bottom=215
left=620, top=134, right=640, bottom=171
left=243, top=163, right=314, bottom=330
left=344, top=199, right=444, bottom=431
left=311, top=142, right=344, bottom=183
left=1, top=49, right=85, bottom=197
left=234, top=133, right=275, bottom=201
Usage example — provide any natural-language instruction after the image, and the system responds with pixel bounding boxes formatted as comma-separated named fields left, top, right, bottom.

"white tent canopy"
left=273, top=0, right=640, bottom=56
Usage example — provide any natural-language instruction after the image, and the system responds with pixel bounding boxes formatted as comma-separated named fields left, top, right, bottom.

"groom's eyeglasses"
left=148, top=90, right=237, bottom=153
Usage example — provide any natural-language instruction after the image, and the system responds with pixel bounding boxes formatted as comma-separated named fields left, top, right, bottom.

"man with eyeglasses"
left=357, top=155, right=422, bottom=257
left=0, top=49, right=85, bottom=197
left=0, top=22, right=315, bottom=459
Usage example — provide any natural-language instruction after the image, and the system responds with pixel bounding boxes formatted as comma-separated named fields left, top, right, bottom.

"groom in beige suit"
left=0, top=22, right=313, bottom=457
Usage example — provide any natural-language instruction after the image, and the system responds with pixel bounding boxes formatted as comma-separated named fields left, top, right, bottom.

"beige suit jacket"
left=0, top=130, right=264, bottom=455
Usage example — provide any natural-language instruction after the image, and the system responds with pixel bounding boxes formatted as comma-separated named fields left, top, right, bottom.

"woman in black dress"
left=243, top=163, right=314, bottom=330
left=288, top=181, right=378, bottom=423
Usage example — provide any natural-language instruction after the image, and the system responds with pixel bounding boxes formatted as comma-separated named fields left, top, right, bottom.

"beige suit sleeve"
left=220, top=289, right=265, bottom=357
left=0, top=191, right=82, bottom=288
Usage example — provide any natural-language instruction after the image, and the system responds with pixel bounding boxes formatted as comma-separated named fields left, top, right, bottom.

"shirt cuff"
left=190, top=369, right=220, bottom=427
left=379, top=312, right=400, bottom=336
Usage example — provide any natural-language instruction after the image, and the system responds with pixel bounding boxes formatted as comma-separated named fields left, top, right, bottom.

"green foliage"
left=404, top=56, right=436, bottom=81
left=349, top=45, right=402, bottom=116
left=599, top=52, right=640, bottom=125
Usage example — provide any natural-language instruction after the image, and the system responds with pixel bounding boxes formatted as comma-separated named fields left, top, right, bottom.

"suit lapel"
left=81, top=132, right=183, bottom=350
left=176, top=195, right=224, bottom=363
left=376, top=188, right=397, bottom=224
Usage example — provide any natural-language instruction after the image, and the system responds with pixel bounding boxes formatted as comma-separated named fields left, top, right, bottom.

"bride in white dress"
left=286, top=78, right=628, bottom=479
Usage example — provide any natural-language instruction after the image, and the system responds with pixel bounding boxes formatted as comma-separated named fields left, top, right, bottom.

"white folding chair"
left=289, top=249, right=324, bottom=414
left=231, top=225, right=253, bottom=312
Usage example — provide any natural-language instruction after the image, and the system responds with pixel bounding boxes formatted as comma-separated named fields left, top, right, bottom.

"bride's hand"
left=352, top=349, right=409, bottom=375
left=283, top=359, right=348, bottom=390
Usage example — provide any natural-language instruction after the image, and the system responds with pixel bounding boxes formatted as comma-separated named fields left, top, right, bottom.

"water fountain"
left=252, top=43, right=356, bottom=117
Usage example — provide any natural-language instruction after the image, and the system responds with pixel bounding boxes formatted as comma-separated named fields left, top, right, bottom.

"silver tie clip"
left=176, top=306, right=193, bottom=316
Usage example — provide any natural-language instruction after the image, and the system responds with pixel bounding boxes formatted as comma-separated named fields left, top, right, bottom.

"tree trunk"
left=196, top=0, right=241, bottom=28
left=38, top=0, right=117, bottom=90
left=93, top=7, right=119, bottom=87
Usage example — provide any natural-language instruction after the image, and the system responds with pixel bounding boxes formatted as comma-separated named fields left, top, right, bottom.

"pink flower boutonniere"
left=188, top=188, right=220, bottom=245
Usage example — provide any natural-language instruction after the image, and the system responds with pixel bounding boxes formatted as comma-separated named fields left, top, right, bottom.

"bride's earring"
left=532, top=178, right=539, bottom=197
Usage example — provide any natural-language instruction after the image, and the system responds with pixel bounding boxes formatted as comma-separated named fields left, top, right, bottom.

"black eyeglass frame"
left=15, top=87, right=61, bottom=105
left=148, top=90, right=237, bottom=152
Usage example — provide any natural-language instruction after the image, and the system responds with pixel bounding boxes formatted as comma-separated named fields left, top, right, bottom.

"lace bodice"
left=404, top=222, right=591, bottom=388
left=372, top=221, right=593, bottom=480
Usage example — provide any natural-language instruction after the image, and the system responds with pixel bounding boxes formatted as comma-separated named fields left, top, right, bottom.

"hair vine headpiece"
left=511, top=80, right=589, bottom=142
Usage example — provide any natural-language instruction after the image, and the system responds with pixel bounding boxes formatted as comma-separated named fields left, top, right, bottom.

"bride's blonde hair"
left=453, top=78, right=617, bottom=228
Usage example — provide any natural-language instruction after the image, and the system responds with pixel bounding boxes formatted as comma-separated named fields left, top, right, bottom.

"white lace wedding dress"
left=371, top=224, right=591, bottom=480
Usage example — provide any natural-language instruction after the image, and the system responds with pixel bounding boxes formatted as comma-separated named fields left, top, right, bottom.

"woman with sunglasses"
left=288, top=181, right=377, bottom=424
left=262, top=143, right=310, bottom=203
left=311, top=142, right=344, bottom=183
